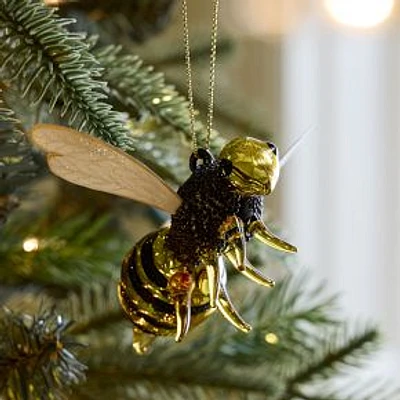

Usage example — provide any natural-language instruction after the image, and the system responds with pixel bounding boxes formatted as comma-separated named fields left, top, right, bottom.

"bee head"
left=219, top=137, right=280, bottom=196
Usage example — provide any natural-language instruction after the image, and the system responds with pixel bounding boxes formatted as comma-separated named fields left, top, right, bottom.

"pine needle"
left=0, top=0, right=132, bottom=148
left=62, top=282, right=122, bottom=336
left=0, top=210, right=126, bottom=288
left=95, top=45, right=225, bottom=154
left=0, top=308, right=86, bottom=399
left=0, top=88, right=39, bottom=195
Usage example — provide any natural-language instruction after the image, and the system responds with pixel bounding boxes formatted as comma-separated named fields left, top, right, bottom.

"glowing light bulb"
left=23, top=237, right=39, bottom=252
left=324, top=0, right=395, bottom=28
left=265, top=332, right=279, bottom=345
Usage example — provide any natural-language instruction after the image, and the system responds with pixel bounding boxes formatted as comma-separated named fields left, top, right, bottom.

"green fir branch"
left=62, top=283, right=123, bottom=336
left=213, top=270, right=340, bottom=370
left=0, top=308, right=86, bottom=400
left=69, top=271, right=386, bottom=400
left=0, top=0, right=132, bottom=148
left=95, top=45, right=225, bottom=153
left=290, top=328, right=378, bottom=383
left=281, top=327, right=380, bottom=400
left=0, top=210, right=127, bottom=288
left=75, top=370, right=268, bottom=400
left=56, top=0, right=177, bottom=45
left=95, top=45, right=197, bottom=142
left=0, top=88, right=40, bottom=195
left=291, top=381, right=400, bottom=400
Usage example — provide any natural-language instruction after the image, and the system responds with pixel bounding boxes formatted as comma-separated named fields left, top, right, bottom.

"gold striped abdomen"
left=118, top=228, right=214, bottom=337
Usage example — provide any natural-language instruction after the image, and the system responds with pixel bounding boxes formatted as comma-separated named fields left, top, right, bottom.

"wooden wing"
left=31, top=124, right=182, bottom=214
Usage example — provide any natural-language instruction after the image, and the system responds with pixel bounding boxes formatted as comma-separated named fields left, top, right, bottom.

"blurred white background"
left=222, top=0, right=400, bottom=380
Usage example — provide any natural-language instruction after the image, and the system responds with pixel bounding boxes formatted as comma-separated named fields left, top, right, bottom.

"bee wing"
left=31, top=124, right=182, bottom=214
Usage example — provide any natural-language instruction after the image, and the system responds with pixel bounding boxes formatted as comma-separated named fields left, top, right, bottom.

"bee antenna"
left=279, top=124, right=316, bottom=168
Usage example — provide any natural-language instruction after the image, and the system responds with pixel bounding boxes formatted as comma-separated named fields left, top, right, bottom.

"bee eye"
left=267, top=142, right=277, bottom=155
left=219, top=159, right=232, bottom=177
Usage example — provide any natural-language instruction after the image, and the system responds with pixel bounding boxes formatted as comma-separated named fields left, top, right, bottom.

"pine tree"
left=0, top=1, right=398, bottom=399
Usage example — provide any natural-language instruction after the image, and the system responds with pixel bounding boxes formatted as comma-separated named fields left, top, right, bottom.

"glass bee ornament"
left=31, top=0, right=303, bottom=354
left=31, top=124, right=297, bottom=354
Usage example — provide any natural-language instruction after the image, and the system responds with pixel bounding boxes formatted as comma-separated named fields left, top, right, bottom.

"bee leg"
left=225, top=244, right=275, bottom=288
left=225, top=237, right=245, bottom=270
left=248, top=219, right=297, bottom=253
left=174, top=286, right=194, bottom=342
left=132, top=328, right=155, bottom=355
left=205, top=262, right=220, bottom=308
left=216, top=258, right=251, bottom=333
left=224, top=215, right=246, bottom=271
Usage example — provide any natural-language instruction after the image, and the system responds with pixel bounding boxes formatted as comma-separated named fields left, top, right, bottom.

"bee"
left=32, top=124, right=297, bottom=354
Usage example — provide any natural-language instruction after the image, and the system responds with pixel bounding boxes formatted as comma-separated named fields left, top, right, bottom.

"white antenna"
left=279, top=125, right=316, bottom=168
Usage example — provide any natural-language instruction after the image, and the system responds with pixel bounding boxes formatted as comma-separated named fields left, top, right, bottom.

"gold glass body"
left=118, top=137, right=296, bottom=353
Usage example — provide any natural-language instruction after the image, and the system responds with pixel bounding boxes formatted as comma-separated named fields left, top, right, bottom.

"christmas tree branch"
left=92, top=45, right=226, bottom=180
left=281, top=327, right=380, bottom=400
left=56, top=0, right=177, bottom=45
left=289, top=388, right=400, bottom=400
left=0, top=0, right=131, bottom=148
left=62, top=283, right=123, bottom=336
left=95, top=45, right=224, bottom=152
left=0, top=0, right=226, bottom=183
left=0, top=87, right=40, bottom=196
left=291, top=328, right=378, bottom=383
left=0, top=308, right=86, bottom=399
left=213, top=270, right=339, bottom=370
left=0, top=210, right=126, bottom=288
left=66, top=270, right=388, bottom=400
left=76, top=369, right=269, bottom=400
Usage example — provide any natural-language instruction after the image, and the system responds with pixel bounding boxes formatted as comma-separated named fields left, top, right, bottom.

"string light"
left=264, top=332, right=279, bottom=345
left=23, top=237, right=39, bottom=252
left=324, top=0, right=395, bottom=28
left=162, top=95, right=173, bottom=102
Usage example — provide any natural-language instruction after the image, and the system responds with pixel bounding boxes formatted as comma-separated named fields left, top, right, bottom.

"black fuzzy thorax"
left=166, top=160, right=241, bottom=266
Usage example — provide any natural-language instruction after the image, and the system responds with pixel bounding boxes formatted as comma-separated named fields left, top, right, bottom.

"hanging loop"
left=189, top=148, right=215, bottom=172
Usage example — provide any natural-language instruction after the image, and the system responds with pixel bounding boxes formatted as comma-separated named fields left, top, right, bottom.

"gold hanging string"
left=206, top=0, right=220, bottom=149
left=181, top=0, right=197, bottom=153
left=182, top=0, right=220, bottom=153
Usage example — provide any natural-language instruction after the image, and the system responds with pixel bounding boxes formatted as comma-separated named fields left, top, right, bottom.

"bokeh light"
left=23, top=237, right=39, bottom=253
left=324, top=0, right=395, bottom=28
left=265, top=332, right=279, bottom=345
